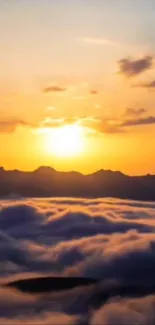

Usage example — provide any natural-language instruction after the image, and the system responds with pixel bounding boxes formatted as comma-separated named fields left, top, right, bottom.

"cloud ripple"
left=1, top=197, right=155, bottom=324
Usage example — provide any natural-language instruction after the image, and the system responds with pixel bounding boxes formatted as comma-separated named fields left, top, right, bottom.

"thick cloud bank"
left=1, top=197, right=155, bottom=324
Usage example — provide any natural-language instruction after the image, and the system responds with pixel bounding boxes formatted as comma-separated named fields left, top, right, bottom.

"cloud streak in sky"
left=118, top=55, right=153, bottom=77
left=43, top=85, right=67, bottom=93
left=0, top=119, right=32, bottom=133
left=90, top=90, right=99, bottom=95
left=121, top=115, right=155, bottom=127
left=2, top=108, right=155, bottom=134
left=124, top=107, right=147, bottom=117
left=133, top=80, right=155, bottom=89
left=83, top=37, right=118, bottom=46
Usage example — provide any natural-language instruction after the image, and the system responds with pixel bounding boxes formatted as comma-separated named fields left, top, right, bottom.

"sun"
left=44, top=124, right=84, bottom=157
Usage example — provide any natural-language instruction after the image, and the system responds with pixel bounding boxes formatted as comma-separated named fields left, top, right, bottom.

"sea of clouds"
left=1, top=197, right=155, bottom=324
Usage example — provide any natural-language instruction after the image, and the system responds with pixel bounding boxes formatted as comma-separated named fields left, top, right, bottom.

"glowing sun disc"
left=44, top=124, right=84, bottom=157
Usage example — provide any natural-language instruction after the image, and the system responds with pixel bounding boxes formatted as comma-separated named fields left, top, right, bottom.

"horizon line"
left=0, top=165, right=154, bottom=178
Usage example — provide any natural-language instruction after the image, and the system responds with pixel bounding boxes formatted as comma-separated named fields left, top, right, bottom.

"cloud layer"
left=2, top=106, right=155, bottom=135
left=1, top=197, right=155, bottom=323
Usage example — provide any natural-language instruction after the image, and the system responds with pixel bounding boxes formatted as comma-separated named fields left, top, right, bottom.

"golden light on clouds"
left=44, top=124, right=85, bottom=158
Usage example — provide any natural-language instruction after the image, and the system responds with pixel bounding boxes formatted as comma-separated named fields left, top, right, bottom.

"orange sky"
left=0, top=0, right=155, bottom=175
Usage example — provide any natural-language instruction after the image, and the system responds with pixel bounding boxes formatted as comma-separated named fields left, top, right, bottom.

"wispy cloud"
left=43, top=86, right=67, bottom=93
left=2, top=107, right=155, bottom=135
left=90, top=90, right=99, bottom=95
left=124, top=107, right=147, bottom=117
left=120, top=107, right=155, bottom=127
left=118, top=55, right=153, bottom=77
left=133, top=80, right=155, bottom=89
left=79, top=108, right=155, bottom=133
left=40, top=117, right=66, bottom=128
left=0, top=119, right=32, bottom=133
left=83, top=37, right=118, bottom=46
left=121, top=116, right=155, bottom=127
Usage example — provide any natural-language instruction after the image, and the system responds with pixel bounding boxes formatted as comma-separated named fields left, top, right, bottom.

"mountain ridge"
left=1, top=165, right=151, bottom=177
left=0, top=166, right=155, bottom=201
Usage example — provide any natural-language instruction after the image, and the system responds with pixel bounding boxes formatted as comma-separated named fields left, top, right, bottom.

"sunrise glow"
left=0, top=0, right=155, bottom=175
left=44, top=124, right=85, bottom=158
left=1, top=1, right=155, bottom=322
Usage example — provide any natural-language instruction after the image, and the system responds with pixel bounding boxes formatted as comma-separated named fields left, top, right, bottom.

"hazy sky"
left=0, top=0, right=155, bottom=175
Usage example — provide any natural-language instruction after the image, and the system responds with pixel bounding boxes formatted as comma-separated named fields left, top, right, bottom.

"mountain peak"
left=34, top=166, right=56, bottom=173
left=92, top=169, right=125, bottom=177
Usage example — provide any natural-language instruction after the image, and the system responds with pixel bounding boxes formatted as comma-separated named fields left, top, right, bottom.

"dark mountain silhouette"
left=0, top=166, right=155, bottom=201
